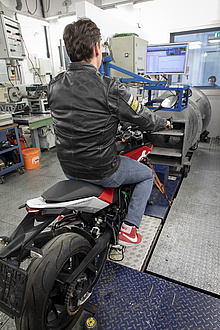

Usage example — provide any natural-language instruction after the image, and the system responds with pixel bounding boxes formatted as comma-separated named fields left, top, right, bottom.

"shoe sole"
left=118, top=239, right=142, bottom=247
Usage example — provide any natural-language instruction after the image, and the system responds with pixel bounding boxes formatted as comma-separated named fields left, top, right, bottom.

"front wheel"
left=15, top=233, right=92, bottom=330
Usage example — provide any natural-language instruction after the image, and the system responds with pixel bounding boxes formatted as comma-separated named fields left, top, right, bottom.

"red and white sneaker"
left=118, top=222, right=142, bottom=247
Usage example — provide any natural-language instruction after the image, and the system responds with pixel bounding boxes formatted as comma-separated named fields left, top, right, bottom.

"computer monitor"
left=146, top=43, right=189, bottom=74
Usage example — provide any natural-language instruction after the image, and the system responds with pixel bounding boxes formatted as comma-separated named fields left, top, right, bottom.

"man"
left=48, top=18, right=170, bottom=247
left=208, top=76, right=219, bottom=88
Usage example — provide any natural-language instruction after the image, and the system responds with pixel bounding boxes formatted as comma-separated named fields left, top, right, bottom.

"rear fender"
left=0, top=213, right=57, bottom=260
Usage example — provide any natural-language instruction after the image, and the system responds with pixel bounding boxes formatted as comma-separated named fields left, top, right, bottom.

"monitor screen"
left=146, top=43, right=189, bottom=74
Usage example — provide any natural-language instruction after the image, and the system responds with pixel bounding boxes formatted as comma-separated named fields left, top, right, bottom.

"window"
left=170, top=28, right=220, bottom=88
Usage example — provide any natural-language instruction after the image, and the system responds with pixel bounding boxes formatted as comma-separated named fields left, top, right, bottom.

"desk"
left=13, top=114, right=53, bottom=157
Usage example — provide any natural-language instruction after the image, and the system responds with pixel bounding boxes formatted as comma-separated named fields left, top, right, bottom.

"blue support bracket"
left=100, top=56, right=190, bottom=112
left=100, top=56, right=166, bottom=85
left=144, top=84, right=190, bottom=112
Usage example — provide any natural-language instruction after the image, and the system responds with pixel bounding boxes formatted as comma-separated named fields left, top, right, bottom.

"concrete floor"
left=0, top=139, right=219, bottom=329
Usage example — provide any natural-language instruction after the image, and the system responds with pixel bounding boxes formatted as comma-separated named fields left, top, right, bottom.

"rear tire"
left=15, top=233, right=92, bottom=330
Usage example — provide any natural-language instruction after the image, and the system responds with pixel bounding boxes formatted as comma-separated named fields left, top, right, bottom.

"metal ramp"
left=147, top=140, right=220, bottom=295
left=74, top=261, right=220, bottom=329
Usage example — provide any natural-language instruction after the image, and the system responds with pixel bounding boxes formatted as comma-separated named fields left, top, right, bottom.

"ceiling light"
left=189, top=41, right=202, bottom=49
left=208, top=38, right=220, bottom=43
left=100, top=0, right=153, bottom=9
left=45, top=12, right=76, bottom=20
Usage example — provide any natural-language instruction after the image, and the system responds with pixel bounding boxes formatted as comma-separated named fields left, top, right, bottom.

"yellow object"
left=86, top=317, right=96, bottom=328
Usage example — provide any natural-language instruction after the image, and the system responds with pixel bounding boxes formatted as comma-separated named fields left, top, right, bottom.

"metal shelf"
left=0, top=145, right=19, bottom=155
left=0, top=124, right=24, bottom=181
left=150, top=147, right=182, bottom=157
left=151, top=129, right=184, bottom=136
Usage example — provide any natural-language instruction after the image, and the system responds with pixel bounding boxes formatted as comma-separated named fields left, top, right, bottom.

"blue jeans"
left=65, top=156, right=154, bottom=228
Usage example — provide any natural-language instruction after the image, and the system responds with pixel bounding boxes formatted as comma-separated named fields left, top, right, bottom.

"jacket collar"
left=67, top=62, right=97, bottom=71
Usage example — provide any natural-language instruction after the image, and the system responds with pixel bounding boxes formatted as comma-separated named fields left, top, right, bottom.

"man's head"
left=63, top=18, right=101, bottom=64
left=208, top=76, right=216, bottom=86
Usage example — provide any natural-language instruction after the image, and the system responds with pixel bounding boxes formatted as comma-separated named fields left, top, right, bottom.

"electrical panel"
left=0, top=14, right=25, bottom=60
left=110, top=36, right=148, bottom=79
left=38, top=58, right=52, bottom=75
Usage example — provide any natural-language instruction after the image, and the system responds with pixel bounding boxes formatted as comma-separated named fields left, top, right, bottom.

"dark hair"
left=208, top=75, right=216, bottom=82
left=63, top=18, right=101, bottom=62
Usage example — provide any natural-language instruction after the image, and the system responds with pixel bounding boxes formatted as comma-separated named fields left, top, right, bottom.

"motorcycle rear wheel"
left=15, top=233, right=92, bottom=330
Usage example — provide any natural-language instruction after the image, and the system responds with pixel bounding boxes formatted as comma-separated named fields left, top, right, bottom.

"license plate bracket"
left=0, top=259, right=28, bottom=318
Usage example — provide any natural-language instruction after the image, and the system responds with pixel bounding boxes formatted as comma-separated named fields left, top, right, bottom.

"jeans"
left=65, top=156, right=154, bottom=228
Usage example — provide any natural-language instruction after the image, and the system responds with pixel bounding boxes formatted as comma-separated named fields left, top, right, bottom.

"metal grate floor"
left=84, top=261, right=220, bottom=330
left=147, top=140, right=220, bottom=295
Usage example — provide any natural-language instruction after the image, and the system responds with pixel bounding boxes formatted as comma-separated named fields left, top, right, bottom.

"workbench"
left=13, top=114, right=53, bottom=157
left=0, top=124, right=24, bottom=183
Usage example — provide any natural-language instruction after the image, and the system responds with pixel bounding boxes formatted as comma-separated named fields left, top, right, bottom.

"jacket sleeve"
left=110, top=79, right=167, bottom=132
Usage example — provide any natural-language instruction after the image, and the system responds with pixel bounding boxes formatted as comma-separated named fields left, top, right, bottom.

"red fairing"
left=124, top=145, right=153, bottom=162
left=98, top=188, right=115, bottom=204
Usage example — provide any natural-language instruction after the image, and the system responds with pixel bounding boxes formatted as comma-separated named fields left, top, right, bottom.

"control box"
left=0, top=14, right=25, bottom=60
left=110, top=35, right=148, bottom=79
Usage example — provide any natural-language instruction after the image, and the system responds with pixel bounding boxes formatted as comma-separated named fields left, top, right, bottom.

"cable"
left=6, top=64, right=14, bottom=86
left=43, top=0, right=51, bottom=14
left=20, top=33, right=43, bottom=84
left=25, top=0, right=38, bottom=15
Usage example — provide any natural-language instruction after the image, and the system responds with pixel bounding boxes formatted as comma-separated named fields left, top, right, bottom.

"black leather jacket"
left=48, top=62, right=167, bottom=180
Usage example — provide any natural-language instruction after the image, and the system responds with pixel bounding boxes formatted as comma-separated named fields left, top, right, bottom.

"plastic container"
left=22, top=148, right=40, bottom=170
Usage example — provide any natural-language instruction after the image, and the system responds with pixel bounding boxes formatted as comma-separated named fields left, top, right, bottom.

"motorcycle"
left=0, top=101, right=173, bottom=330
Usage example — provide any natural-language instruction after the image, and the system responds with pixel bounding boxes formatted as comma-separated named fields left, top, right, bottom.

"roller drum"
left=146, top=87, right=212, bottom=152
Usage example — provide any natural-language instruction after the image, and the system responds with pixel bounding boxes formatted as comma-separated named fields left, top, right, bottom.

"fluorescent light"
left=45, top=15, right=59, bottom=20
left=189, top=41, right=202, bottom=49
left=208, top=38, right=220, bottom=43
left=45, top=12, right=76, bottom=21
left=100, top=0, right=153, bottom=9
left=133, top=0, right=153, bottom=5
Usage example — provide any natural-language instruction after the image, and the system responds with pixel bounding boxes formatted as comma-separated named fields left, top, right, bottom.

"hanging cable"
left=20, top=33, right=43, bottom=84
left=25, top=0, right=38, bottom=15
left=43, top=0, right=51, bottom=14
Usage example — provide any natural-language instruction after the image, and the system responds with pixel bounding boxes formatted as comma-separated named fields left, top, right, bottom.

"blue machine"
left=100, top=56, right=190, bottom=113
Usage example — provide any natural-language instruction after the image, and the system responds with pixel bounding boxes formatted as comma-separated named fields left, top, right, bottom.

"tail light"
left=26, top=205, right=42, bottom=215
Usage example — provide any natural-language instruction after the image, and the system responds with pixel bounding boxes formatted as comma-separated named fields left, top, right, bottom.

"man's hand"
left=165, top=119, right=173, bottom=129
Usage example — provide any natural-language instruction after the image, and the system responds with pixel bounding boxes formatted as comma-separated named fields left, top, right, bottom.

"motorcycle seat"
left=42, top=180, right=105, bottom=203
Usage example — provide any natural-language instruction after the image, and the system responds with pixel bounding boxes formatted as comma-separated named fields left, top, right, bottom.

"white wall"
left=48, top=16, right=77, bottom=76
left=17, top=14, right=50, bottom=84
left=48, top=1, right=144, bottom=76
left=107, top=0, right=220, bottom=44
left=75, top=1, right=143, bottom=41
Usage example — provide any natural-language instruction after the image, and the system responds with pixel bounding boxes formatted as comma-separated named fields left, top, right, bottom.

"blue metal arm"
left=100, top=56, right=166, bottom=85
left=100, top=56, right=190, bottom=112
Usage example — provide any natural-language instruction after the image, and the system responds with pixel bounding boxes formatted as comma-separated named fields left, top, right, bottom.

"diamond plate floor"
left=84, top=261, right=220, bottom=330
left=108, top=215, right=162, bottom=271
left=147, top=140, right=220, bottom=295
